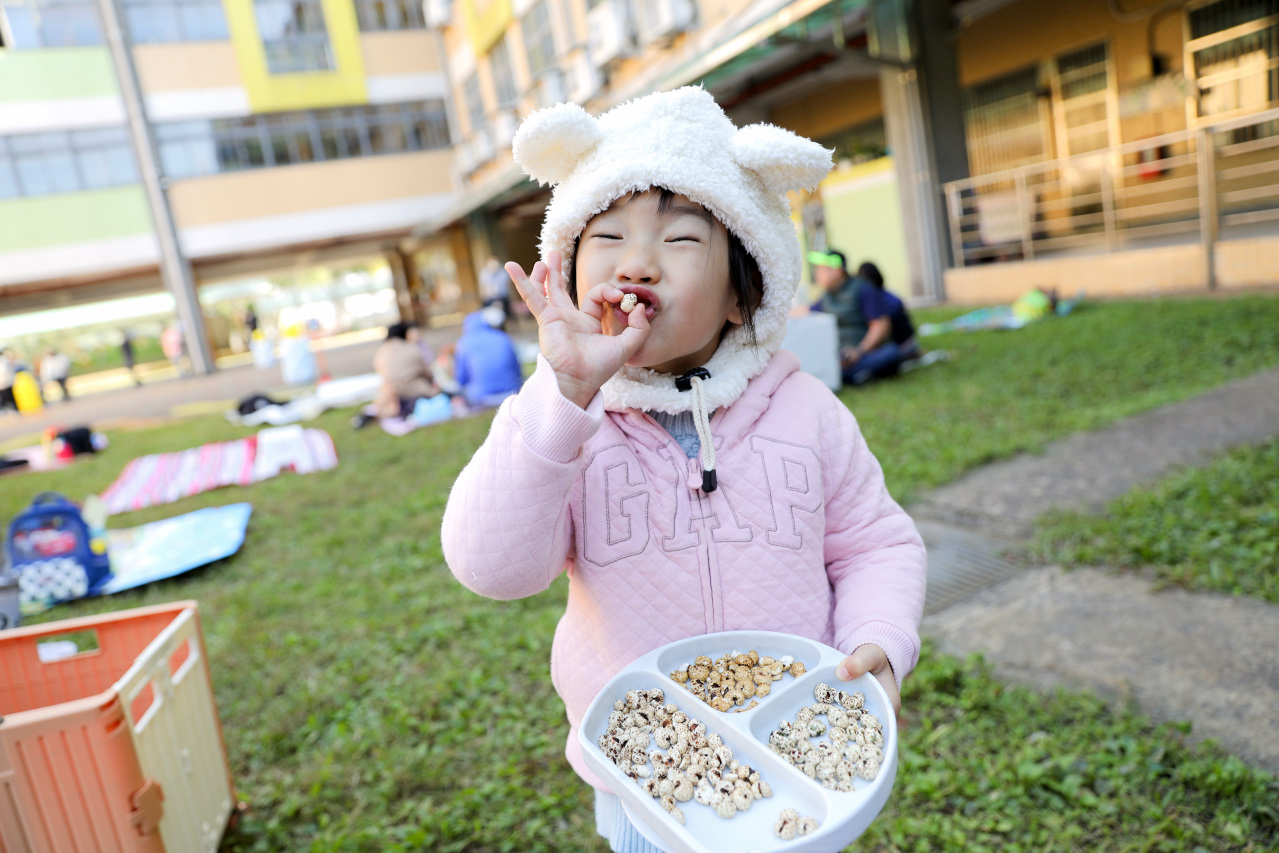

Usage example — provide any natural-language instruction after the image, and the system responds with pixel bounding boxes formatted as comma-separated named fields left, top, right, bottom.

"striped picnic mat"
left=100, top=427, right=337, bottom=515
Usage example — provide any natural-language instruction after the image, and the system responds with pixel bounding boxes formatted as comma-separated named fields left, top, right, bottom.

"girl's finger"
left=506, top=261, right=547, bottom=319
left=529, top=261, right=549, bottom=297
left=578, top=281, right=626, bottom=322
left=543, top=251, right=580, bottom=313
left=612, top=302, right=652, bottom=359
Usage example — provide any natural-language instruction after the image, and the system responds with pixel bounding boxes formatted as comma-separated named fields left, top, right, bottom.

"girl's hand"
left=506, top=251, right=650, bottom=409
left=836, top=644, right=901, bottom=716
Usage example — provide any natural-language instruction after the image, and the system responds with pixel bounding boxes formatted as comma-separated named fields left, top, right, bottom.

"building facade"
left=418, top=0, right=1279, bottom=309
left=4, top=0, right=1276, bottom=350
left=0, top=0, right=457, bottom=340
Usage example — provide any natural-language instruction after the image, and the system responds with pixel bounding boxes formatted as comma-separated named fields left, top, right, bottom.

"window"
left=963, top=66, right=1050, bottom=176
left=463, top=73, right=486, bottom=133
left=817, top=117, right=887, bottom=165
left=153, top=100, right=450, bottom=177
left=0, top=0, right=102, bottom=48
left=1052, top=42, right=1113, bottom=158
left=0, top=127, right=138, bottom=198
left=121, top=0, right=229, bottom=43
left=522, top=0, right=556, bottom=77
left=155, top=121, right=219, bottom=178
left=1188, top=0, right=1279, bottom=120
left=489, top=37, right=519, bottom=108
left=353, top=0, right=425, bottom=30
left=254, top=0, right=334, bottom=74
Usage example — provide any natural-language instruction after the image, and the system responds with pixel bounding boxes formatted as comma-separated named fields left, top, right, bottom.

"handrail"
left=942, top=105, right=1279, bottom=277
left=944, top=106, right=1279, bottom=193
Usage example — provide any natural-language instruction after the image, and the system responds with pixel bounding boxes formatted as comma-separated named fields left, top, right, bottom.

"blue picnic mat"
left=100, top=503, right=252, bottom=595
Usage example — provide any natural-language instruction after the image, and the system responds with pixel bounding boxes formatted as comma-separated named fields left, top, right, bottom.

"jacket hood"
left=462, top=311, right=494, bottom=333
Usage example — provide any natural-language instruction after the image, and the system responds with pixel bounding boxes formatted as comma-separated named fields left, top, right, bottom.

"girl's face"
left=576, top=191, right=741, bottom=376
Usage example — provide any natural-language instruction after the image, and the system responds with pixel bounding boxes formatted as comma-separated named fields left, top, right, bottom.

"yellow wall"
left=135, top=42, right=242, bottom=91
left=360, top=31, right=442, bottom=75
left=1216, top=238, right=1279, bottom=289
left=944, top=243, right=1207, bottom=303
left=169, top=150, right=454, bottom=227
left=957, top=0, right=1182, bottom=89
left=223, top=0, right=367, bottom=112
left=461, top=0, right=513, bottom=55
left=944, top=236, right=1279, bottom=303
left=771, top=78, right=882, bottom=140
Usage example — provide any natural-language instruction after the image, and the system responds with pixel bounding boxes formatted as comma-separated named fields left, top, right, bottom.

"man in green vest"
left=808, top=250, right=921, bottom=386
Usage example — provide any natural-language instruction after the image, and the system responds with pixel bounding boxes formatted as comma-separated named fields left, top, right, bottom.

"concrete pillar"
left=878, top=0, right=969, bottom=302
left=98, top=0, right=215, bottom=374
left=386, top=247, right=427, bottom=325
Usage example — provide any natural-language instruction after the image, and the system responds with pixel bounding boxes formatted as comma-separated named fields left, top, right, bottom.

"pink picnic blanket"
left=100, top=427, right=337, bottom=515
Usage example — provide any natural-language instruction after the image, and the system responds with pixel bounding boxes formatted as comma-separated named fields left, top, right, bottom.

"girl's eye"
left=591, top=233, right=621, bottom=240
left=666, top=236, right=700, bottom=243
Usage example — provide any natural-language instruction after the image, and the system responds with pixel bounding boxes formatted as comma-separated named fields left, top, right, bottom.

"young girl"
left=441, top=87, right=926, bottom=851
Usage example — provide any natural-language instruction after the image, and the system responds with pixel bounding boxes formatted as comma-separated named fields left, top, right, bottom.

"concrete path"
left=0, top=323, right=539, bottom=447
left=912, top=365, right=1279, bottom=774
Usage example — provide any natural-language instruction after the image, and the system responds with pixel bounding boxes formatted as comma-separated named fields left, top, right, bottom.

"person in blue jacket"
left=454, top=306, right=524, bottom=409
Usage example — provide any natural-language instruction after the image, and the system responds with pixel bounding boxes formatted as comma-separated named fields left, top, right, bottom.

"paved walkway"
left=912, top=365, right=1279, bottom=775
left=0, top=323, right=539, bottom=447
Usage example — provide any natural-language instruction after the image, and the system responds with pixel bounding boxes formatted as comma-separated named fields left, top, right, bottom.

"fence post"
left=1196, top=127, right=1218, bottom=289
left=945, top=184, right=965, bottom=268
left=1015, top=171, right=1035, bottom=261
left=1100, top=155, right=1118, bottom=252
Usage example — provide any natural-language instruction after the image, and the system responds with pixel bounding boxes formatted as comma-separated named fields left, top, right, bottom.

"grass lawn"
left=4, top=295, right=1279, bottom=851
left=1033, top=437, right=1279, bottom=603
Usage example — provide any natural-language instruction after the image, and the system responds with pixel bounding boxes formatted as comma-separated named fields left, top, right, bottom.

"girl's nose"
left=615, top=244, right=660, bottom=284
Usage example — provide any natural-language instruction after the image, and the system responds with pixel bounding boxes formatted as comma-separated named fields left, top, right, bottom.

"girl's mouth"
left=613, top=285, right=659, bottom=326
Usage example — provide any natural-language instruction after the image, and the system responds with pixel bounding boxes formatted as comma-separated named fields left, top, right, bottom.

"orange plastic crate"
left=0, top=601, right=235, bottom=852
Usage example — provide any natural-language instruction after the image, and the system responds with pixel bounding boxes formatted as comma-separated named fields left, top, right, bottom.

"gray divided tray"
left=579, top=631, right=898, bottom=853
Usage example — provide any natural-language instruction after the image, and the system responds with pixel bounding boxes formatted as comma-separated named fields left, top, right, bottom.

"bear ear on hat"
left=732, top=123, right=834, bottom=194
left=512, top=102, right=604, bottom=186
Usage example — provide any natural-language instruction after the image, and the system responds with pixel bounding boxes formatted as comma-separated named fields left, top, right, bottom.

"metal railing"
left=942, top=106, right=1279, bottom=284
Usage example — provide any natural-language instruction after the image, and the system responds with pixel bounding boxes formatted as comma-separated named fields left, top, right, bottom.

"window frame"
left=521, top=0, right=557, bottom=78
left=0, top=126, right=139, bottom=198
left=151, top=100, right=451, bottom=178
left=254, top=0, right=336, bottom=74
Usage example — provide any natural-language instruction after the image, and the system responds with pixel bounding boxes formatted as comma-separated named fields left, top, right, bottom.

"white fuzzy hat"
left=512, top=86, right=833, bottom=417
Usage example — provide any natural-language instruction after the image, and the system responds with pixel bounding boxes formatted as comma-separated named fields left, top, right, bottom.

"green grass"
left=4, top=295, right=1279, bottom=851
left=1033, top=437, right=1279, bottom=603
left=845, top=295, right=1279, bottom=503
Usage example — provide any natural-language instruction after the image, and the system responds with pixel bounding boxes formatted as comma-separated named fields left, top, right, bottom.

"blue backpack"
left=5, top=492, right=112, bottom=608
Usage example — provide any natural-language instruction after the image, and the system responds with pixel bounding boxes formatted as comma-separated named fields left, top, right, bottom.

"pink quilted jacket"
left=441, top=350, right=926, bottom=788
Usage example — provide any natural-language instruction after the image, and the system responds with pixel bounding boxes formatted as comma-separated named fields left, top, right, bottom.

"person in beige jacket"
left=371, top=323, right=440, bottom=419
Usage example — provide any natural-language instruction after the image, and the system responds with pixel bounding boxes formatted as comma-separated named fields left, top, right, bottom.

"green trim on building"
left=0, top=186, right=152, bottom=252
left=0, top=49, right=119, bottom=102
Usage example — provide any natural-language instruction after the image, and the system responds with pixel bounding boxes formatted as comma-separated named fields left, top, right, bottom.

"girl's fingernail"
left=836, top=665, right=850, bottom=681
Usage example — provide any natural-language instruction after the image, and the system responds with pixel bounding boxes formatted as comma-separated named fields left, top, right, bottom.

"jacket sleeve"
left=441, top=355, right=603, bottom=600
left=822, top=400, right=927, bottom=690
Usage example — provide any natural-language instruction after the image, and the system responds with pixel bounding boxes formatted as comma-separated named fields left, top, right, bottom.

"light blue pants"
left=594, top=789, right=670, bottom=853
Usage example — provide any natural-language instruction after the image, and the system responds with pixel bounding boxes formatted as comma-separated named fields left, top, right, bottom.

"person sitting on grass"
left=808, top=252, right=921, bottom=386
left=453, top=305, right=524, bottom=410
left=354, top=322, right=443, bottom=428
